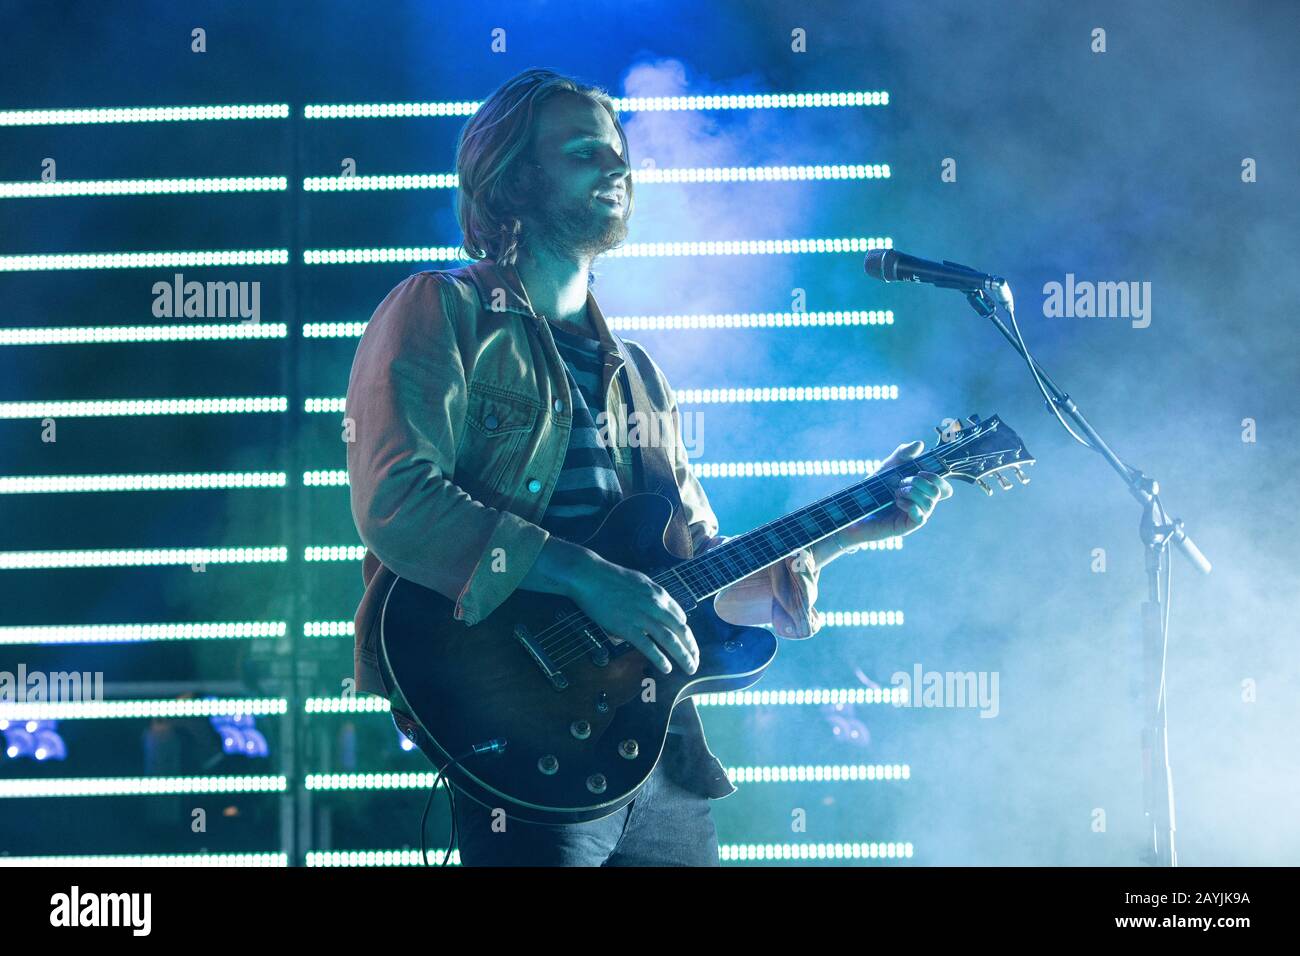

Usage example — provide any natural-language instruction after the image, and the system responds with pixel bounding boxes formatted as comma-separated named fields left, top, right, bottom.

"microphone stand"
left=963, top=285, right=1212, bottom=868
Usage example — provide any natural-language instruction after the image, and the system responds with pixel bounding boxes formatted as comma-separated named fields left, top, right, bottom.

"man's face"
left=521, top=92, right=631, bottom=259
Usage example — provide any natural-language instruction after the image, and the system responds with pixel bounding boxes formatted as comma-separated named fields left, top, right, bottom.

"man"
left=345, top=68, right=951, bottom=866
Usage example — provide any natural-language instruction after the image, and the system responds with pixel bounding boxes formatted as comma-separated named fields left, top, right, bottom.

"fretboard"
left=661, top=451, right=944, bottom=603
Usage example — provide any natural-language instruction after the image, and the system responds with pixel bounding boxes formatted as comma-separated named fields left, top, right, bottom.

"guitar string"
left=531, top=468, right=920, bottom=669
left=530, top=442, right=1002, bottom=670
left=528, top=436, right=1003, bottom=669
left=538, top=450, right=1003, bottom=672
left=533, top=467, right=907, bottom=657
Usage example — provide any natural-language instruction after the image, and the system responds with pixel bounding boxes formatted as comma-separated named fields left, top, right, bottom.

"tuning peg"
left=1013, top=467, right=1031, bottom=485
left=995, top=473, right=1014, bottom=490
left=975, top=478, right=994, bottom=496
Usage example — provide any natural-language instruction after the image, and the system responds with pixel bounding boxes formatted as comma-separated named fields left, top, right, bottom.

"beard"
left=523, top=174, right=629, bottom=261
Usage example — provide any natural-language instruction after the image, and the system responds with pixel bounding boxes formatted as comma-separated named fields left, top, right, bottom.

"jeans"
left=452, top=731, right=721, bottom=867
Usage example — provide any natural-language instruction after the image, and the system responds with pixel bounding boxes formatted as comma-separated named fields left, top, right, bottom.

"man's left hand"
left=844, top=440, right=953, bottom=544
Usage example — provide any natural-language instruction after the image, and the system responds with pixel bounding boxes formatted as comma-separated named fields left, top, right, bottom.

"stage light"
left=0, top=176, right=287, bottom=198
left=0, top=323, right=287, bottom=345
left=0, top=472, right=286, bottom=493
left=0, top=853, right=288, bottom=867
left=302, top=236, right=890, bottom=266
left=303, top=386, right=896, bottom=416
left=695, top=686, right=907, bottom=707
left=672, top=385, right=900, bottom=403
left=725, top=764, right=911, bottom=783
left=301, top=91, right=888, bottom=121
left=607, top=310, right=894, bottom=330
left=0, top=621, right=285, bottom=645
left=299, top=164, right=890, bottom=193
left=719, top=842, right=913, bottom=862
left=303, top=621, right=354, bottom=638
left=0, top=104, right=290, bottom=126
left=0, top=546, right=288, bottom=570
left=305, top=849, right=460, bottom=867
left=3, top=723, right=65, bottom=759
left=304, top=772, right=450, bottom=791
left=0, top=249, right=289, bottom=271
left=210, top=711, right=271, bottom=758
left=0, top=396, right=287, bottom=418
left=302, top=545, right=366, bottom=562
left=304, top=696, right=391, bottom=714
left=0, top=775, right=287, bottom=797
left=0, top=698, right=287, bottom=721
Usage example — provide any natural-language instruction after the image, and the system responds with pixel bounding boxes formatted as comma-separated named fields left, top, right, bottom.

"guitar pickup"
left=514, top=623, right=570, bottom=690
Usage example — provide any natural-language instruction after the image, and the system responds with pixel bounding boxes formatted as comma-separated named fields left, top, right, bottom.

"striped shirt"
left=541, top=321, right=697, bottom=738
left=538, top=321, right=625, bottom=544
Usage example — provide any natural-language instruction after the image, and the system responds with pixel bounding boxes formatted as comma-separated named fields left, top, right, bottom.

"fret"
left=667, top=459, right=931, bottom=599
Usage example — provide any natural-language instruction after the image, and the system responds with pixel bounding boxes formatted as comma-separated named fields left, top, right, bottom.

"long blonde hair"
left=455, top=68, right=634, bottom=265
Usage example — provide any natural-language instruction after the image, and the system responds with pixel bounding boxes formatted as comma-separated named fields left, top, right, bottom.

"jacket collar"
left=452, top=257, right=622, bottom=356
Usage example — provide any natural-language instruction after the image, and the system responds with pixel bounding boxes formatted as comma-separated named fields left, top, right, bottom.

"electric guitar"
left=380, top=413, right=1033, bottom=823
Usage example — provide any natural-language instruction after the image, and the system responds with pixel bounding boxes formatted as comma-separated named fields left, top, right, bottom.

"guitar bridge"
left=514, top=623, right=569, bottom=690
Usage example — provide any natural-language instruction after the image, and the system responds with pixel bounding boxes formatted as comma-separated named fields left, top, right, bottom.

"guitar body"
left=379, top=492, right=778, bottom=824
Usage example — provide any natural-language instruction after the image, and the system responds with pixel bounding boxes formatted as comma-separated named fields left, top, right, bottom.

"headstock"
left=932, top=414, right=1034, bottom=495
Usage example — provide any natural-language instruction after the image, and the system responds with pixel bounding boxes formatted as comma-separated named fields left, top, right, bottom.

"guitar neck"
left=664, top=450, right=947, bottom=603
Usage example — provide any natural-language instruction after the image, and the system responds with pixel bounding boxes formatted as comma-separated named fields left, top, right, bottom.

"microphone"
left=864, top=249, right=1013, bottom=309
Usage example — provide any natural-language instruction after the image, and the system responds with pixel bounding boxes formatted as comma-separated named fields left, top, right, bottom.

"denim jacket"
left=345, top=258, right=813, bottom=801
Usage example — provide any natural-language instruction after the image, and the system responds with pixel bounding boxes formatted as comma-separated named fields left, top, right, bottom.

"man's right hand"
left=568, top=552, right=698, bottom=675
left=519, top=537, right=699, bottom=675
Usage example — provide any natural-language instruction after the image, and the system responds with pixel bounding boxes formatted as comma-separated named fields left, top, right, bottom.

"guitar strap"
left=611, top=337, right=697, bottom=560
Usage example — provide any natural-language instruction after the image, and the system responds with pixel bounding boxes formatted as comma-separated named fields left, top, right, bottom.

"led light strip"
left=303, top=173, right=459, bottom=191
left=608, top=310, right=893, bottom=330
left=304, top=386, right=896, bottom=415
left=0, top=776, right=287, bottom=797
left=0, top=472, right=286, bottom=494
left=306, top=849, right=460, bottom=867
left=305, top=773, right=451, bottom=791
left=673, top=385, right=899, bottom=403
left=720, top=842, right=913, bottom=862
left=304, top=696, right=392, bottom=714
left=302, top=537, right=898, bottom=566
left=0, top=249, right=288, bottom=271
left=301, top=610, right=902, bottom=641
left=633, top=163, right=890, bottom=183
left=304, top=842, right=910, bottom=867
left=0, top=176, right=287, bottom=198
left=0, top=396, right=287, bottom=418
left=301, top=164, right=890, bottom=193
left=304, top=621, right=354, bottom=637
left=0, top=104, right=291, bottom=126
left=303, top=309, right=893, bottom=338
left=303, top=460, right=887, bottom=486
left=693, top=459, right=885, bottom=478
left=0, top=698, right=287, bottom=721
left=303, top=236, right=888, bottom=265
left=305, top=765, right=907, bottom=793
left=696, top=687, right=907, bottom=706
left=303, top=91, right=888, bottom=120
left=0, top=621, right=285, bottom=645
left=0, top=547, right=287, bottom=570
left=0, top=323, right=287, bottom=345
left=303, top=545, right=366, bottom=562
left=303, top=681, right=906, bottom=715
left=0, top=853, right=287, bottom=867
left=726, top=764, right=910, bottom=783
